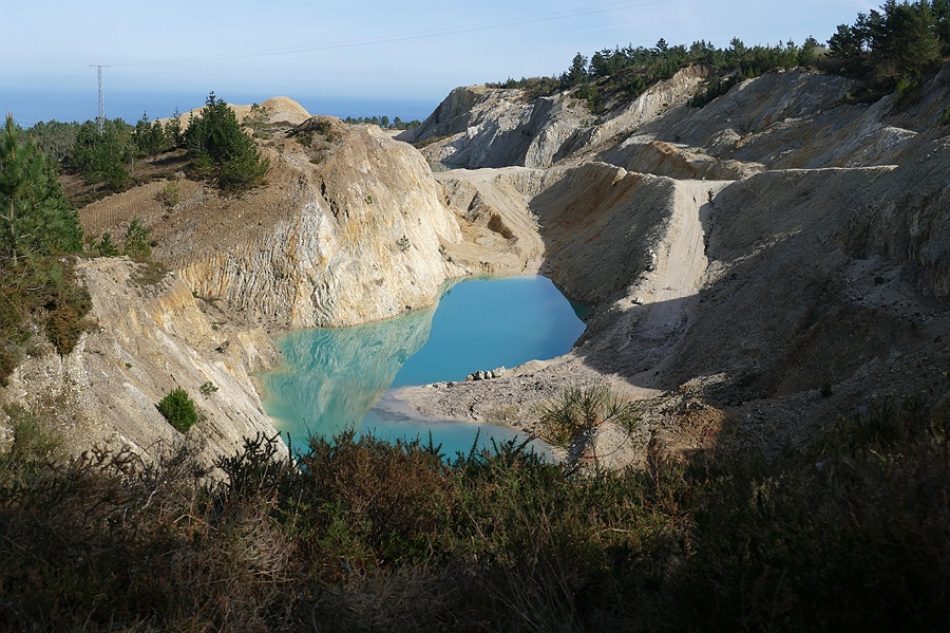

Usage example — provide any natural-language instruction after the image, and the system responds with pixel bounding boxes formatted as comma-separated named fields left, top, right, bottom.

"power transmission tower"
left=90, top=65, right=109, bottom=133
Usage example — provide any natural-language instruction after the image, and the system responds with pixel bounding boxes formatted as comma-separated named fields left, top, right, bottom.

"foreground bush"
left=0, top=397, right=946, bottom=631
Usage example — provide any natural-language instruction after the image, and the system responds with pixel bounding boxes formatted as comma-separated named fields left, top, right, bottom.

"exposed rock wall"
left=434, top=167, right=553, bottom=275
left=531, top=164, right=679, bottom=304
left=556, top=65, right=710, bottom=163
left=154, top=124, right=463, bottom=329
left=0, top=258, right=283, bottom=462
left=400, top=87, right=594, bottom=168
left=664, top=158, right=950, bottom=406
left=598, top=139, right=764, bottom=182
left=403, top=64, right=950, bottom=176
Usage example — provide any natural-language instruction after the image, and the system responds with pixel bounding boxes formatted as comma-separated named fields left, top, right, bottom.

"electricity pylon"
left=90, top=65, right=109, bottom=133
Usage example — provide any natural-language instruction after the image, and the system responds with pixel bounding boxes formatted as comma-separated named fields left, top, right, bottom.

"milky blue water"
left=260, top=276, right=586, bottom=458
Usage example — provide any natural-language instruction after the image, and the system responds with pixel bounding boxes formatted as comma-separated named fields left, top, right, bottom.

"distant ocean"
left=1, top=90, right=439, bottom=127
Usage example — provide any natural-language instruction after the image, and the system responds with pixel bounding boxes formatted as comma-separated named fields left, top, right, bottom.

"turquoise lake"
left=260, top=276, right=586, bottom=458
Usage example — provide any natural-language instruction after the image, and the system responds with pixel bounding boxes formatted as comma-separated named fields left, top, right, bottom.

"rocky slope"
left=410, top=64, right=950, bottom=175
left=0, top=258, right=282, bottom=463
left=398, top=87, right=594, bottom=168
left=3, top=104, right=478, bottom=462
left=388, top=64, right=950, bottom=468
left=83, top=117, right=463, bottom=329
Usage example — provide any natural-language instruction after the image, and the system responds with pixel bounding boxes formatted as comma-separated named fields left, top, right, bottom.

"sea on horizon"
left=1, top=89, right=437, bottom=127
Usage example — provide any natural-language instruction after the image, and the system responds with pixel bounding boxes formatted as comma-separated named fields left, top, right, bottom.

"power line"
left=105, top=0, right=674, bottom=69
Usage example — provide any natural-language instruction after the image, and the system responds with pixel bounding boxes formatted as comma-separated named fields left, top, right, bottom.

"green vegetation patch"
left=488, top=1, right=950, bottom=113
left=185, top=92, right=270, bottom=192
left=156, top=387, right=199, bottom=433
left=121, top=219, right=152, bottom=261
left=0, top=116, right=91, bottom=382
left=539, top=385, right=638, bottom=451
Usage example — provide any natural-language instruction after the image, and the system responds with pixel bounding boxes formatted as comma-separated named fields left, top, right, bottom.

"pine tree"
left=166, top=107, right=184, bottom=148
left=133, top=112, right=169, bottom=157
left=185, top=93, right=269, bottom=191
left=567, top=53, right=589, bottom=86
left=71, top=121, right=131, bottom=190
left=935, top=0, right=950, bottom=53
left=0, top=116, right=82, bottom=266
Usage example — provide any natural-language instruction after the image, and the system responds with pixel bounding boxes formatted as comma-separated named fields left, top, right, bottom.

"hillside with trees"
left=0, top=116, right=90, bottom=382
left=491, top=0, right=950, bottom=112
left=25, top=93, right=272, bottom=202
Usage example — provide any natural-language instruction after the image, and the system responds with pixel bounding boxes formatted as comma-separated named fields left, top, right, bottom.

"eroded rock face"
left=400, top=65, right=950, bottom=177
left=434, top=167, right=553, bottom=275
left=166, top=124, right=463, bottom=329
left=598, top=139, right=765, bottom=180
left=557, top=65, right=711, bottom=163
left=401, top=87, right=595, bottom=168
left=0, top=258, right=283, bottom=463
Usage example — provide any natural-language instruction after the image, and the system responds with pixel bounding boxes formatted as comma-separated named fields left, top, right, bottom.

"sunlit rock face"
left=174, top=123, right=463, bottom=329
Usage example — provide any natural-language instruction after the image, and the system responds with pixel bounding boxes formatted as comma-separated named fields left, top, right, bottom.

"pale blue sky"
left=2, top=0, right=874, bottom=122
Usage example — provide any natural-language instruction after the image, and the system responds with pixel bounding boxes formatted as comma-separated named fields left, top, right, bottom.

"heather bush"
left=0, top=394, right=945, bottom=631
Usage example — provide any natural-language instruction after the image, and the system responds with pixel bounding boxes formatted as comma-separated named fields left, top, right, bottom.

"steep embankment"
left=411, top=65, right=950, bottom=175
left=668, top=160, right=950, bottom=398
left=83, top=117, right=463, bottom=329
left=398, top=87, right=594, bottom=168
left=1, top=258, right=281, bottom=462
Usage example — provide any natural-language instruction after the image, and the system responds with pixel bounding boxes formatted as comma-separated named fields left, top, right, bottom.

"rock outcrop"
left=0, top=258, right=282, bottom=463
left=85, top=121, right=464, bottom=329
left=403, top=65, right=950, bottom=174
left=399, top=87, right=594, bottom=168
